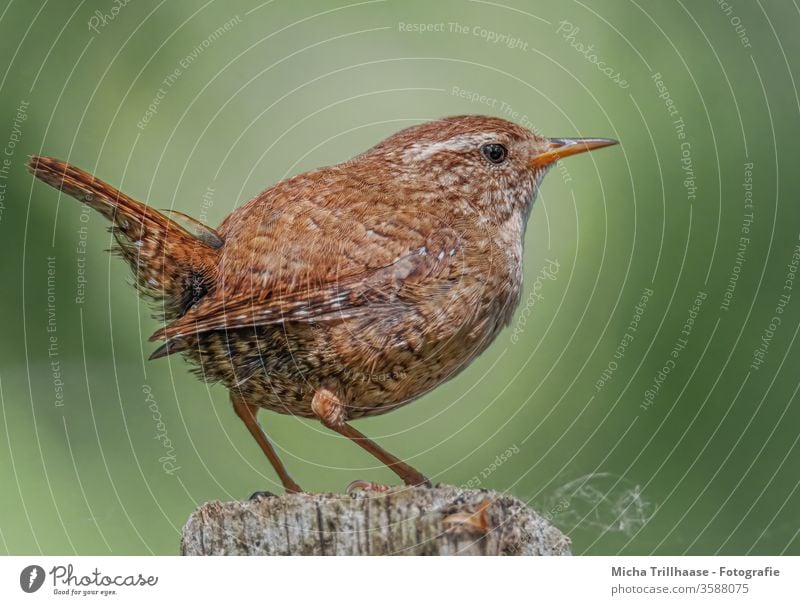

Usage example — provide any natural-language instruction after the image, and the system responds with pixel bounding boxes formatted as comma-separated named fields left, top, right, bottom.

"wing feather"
left=150, top=241, right=458, bottom=342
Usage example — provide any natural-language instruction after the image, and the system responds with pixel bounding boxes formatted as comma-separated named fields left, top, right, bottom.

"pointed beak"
left=530, top=137, right=618, bottom=168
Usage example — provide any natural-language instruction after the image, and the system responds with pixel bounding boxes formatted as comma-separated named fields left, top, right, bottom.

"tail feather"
left=28, top=155, right=222, bottom=321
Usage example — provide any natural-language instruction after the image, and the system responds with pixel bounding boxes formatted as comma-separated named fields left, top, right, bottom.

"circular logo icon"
left=20, top=565, right=45, bottom=593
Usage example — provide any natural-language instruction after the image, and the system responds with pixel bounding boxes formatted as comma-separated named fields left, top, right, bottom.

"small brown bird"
left=29, top=115, right=616, bottom=493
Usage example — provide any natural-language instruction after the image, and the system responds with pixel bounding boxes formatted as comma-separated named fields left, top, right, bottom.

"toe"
left=346, top=480, right=393, bottom=494
left=249, top=490, right=278, bottom=501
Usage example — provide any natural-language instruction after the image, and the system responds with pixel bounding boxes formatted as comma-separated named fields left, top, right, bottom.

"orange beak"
left=530, top=137, right=618, bottom=168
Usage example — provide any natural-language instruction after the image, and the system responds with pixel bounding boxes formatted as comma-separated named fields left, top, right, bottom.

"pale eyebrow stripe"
left=402, top=133, right=491, bottom=161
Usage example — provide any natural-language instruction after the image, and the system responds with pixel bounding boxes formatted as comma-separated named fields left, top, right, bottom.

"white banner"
left=0, top=556, right=796, bottom=604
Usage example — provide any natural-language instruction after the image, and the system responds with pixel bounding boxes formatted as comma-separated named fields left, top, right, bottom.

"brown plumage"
left=29, top=115, right=616, bottom=492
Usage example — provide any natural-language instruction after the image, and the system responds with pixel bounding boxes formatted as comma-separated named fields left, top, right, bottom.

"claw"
left=346, top=480, right=393, bottom=494
left=249, top=490, right=278, bottom=501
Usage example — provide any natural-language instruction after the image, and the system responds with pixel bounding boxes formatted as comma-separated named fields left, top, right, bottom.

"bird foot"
left=346, top=480, right=393, bottom=494
left=414, top=476, right=434, bottom=488
left=248, top=490, right=278, bottom=501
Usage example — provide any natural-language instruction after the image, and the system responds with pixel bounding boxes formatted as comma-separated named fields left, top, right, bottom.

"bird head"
left=362, top=115, right=617, bottom=225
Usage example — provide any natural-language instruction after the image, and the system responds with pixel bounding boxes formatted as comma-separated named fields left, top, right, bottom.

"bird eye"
left=481, top=143, right=508, bottom=164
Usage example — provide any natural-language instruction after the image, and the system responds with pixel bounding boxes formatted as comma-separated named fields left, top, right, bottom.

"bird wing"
left=148, top=164, right=472, bottom=345
left=150, top=234, right=462, bottom=342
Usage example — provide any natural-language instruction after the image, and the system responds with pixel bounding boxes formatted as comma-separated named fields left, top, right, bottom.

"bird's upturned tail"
left=28, top=155, right=222, bottom=322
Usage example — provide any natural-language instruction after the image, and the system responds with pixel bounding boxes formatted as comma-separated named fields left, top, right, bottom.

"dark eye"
left=481, top=143, right=508, bottom=164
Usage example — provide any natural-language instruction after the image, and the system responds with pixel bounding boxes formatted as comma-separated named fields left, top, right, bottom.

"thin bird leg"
left=231, top=393, right=302, bottom=493
left=312, top=387, right=431, bottom=489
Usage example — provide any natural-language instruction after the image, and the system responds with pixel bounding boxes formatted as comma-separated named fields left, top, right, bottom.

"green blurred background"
left=1, top=0, right=798, bottom=555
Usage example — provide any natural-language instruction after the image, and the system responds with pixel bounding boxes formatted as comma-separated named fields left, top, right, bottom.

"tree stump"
left=181, top=485, right=571, bottom=555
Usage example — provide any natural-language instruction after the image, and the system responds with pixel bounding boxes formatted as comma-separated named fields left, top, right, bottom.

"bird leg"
left=311, top=386, right=431, bottom=489
left=231, top=393, right=302, bottom=493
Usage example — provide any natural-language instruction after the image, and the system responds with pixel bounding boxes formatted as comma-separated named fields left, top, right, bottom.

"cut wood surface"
left=181, top=485, right=572, bottom=556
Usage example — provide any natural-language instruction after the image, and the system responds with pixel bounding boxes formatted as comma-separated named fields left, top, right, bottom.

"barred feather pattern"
left=28, top=155, right=221, bottom=321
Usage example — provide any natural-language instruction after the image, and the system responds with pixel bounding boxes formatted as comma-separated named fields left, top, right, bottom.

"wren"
left=29, top=115, right=617, bottom=493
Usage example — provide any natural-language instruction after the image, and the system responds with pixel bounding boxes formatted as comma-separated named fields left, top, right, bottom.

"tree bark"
left=181, top=485, right=571, bottom=555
